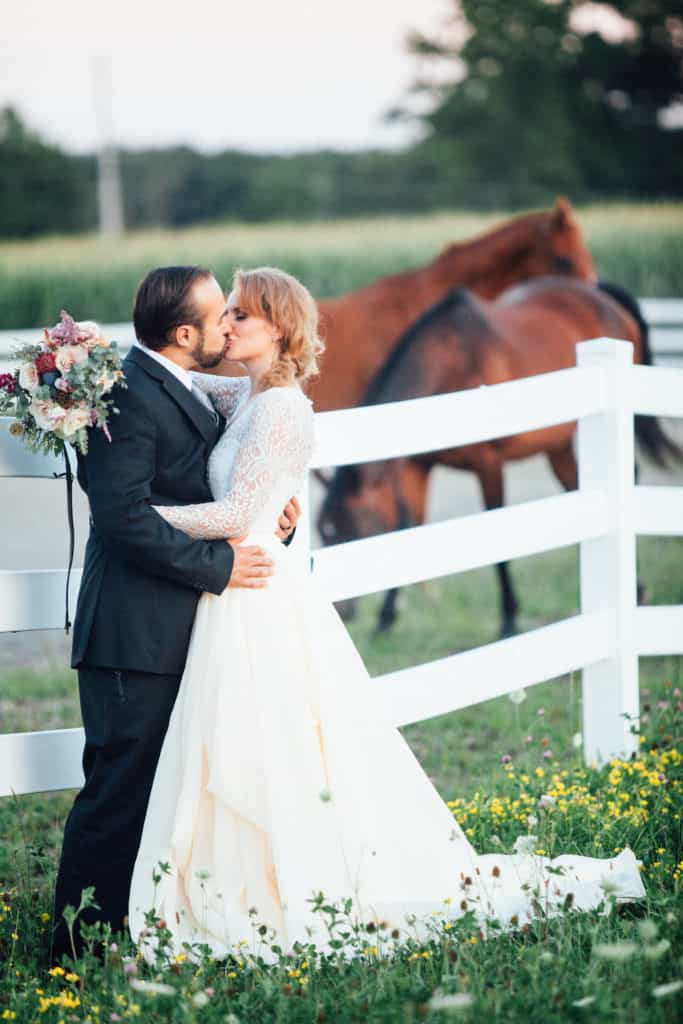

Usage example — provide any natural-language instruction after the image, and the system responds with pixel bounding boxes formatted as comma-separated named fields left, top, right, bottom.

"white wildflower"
left=428, top=990, right=474, bottom=1010
left=129, top=979, right=176, bottom=996
left=513, top=835, right=538, bottom=856
left=643, top=939, right=671, bottom=960
left=592, top=941, right=637, bottom=961
left=637, top=919, right=658, bottom=942
left=652, top=980, right=683, bottom=999
left=572, top=732, right=583, bottom=749
left=572, top=996, right=596, bottom=1008
left=508, top=688, right=527, bottom=705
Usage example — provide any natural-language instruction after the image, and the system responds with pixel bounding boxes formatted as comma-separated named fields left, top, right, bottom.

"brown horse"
left=308, top=199, right=595, bottom=411
left=317, top=278, right=682, bottom=635
left=209, top=199, right=595, bottom=409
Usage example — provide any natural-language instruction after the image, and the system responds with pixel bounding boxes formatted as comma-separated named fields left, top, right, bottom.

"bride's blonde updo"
left=231, top=266, right=324, bottom=388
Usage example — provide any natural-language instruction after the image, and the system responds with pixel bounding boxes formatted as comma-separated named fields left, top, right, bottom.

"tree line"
left=1, top=0, right=681, bottom=239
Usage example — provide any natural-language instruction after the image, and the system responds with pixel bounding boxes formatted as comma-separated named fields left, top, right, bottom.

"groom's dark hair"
left=133, top=266, right=213, bottom=351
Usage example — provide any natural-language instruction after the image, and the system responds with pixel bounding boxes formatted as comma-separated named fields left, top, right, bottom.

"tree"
left=399, top=0, right=683, bottom=204
left=0, top=107, right=96, bottom=237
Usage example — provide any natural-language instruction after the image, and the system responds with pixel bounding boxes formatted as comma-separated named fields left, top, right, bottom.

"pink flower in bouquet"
left=50, top=310, right=80, bottom=346
left=0, top=372, right=16, bottom=394
left=61, top=403, right=90, bottom=438
left=55, top=377, right=74, bottom=394
left=30, top=397, right=67, bottom=431
left=19, top=363, right=39, bottom=391
left=55, top=344, right=89, bottom=374
left=76, top=320, right=99, bottom=341
left=35, top=351, right=57, bottom=375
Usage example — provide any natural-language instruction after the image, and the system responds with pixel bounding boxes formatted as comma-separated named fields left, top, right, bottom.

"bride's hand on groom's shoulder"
left=275, top=496, right=301, bottom=541
left=225, top=537, right=274, bottom=589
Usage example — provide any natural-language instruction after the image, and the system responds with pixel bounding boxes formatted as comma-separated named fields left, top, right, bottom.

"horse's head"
left=318, top=461, right=402, bottom=550
left=529, top=197, right=596, bottom=282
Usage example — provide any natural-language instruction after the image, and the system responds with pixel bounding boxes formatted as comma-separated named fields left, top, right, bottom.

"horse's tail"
left=598, top=279, right=683, bottom=468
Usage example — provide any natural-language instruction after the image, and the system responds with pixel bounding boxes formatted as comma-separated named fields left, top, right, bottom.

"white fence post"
left=577, top=338, right=639, bottom=767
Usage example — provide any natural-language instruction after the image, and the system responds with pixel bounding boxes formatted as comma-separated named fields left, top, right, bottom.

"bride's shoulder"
left=257, top=385, right=313, bottom=413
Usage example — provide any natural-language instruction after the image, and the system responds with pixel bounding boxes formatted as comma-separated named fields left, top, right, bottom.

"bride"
left=128, top=267, right=645, bottom=962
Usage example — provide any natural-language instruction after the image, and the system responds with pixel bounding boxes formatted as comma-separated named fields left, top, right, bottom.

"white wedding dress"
left=128, top=375, right=645, bottom=963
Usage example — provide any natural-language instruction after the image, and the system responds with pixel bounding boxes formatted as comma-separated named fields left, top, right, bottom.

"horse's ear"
left=552, top=196, right=573, bottom=226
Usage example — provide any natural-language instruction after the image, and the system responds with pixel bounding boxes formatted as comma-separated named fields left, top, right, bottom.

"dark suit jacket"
left=71, top=346, right=235, bottom=675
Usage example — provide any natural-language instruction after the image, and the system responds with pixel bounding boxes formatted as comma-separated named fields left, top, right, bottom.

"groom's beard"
left=192, top=331, right=225, bottom=369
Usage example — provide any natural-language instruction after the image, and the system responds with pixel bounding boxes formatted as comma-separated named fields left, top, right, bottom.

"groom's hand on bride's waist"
left=225, top=538, right=274, bottom=589
left=275, top=496, right=301, bottom=541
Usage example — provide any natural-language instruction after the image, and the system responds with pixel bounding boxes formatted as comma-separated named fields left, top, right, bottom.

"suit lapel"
left=125, top=346, right=219, bottom=444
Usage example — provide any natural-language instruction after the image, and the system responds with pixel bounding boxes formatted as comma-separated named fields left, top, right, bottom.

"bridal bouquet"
left=0, top=310, right=126, bottom=457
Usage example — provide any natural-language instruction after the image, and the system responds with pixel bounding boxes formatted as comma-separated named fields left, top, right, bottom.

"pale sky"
left=0, top=0, right=451, bottom=153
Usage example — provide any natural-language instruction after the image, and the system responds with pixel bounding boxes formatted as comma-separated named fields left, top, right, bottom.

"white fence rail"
left=1, top=337, right=682, bottom=798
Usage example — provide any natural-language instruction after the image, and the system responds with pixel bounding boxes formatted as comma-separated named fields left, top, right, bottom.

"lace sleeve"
left=153, top=389, right=314, bottom=540
left=190, top=371, right=250, bottom=419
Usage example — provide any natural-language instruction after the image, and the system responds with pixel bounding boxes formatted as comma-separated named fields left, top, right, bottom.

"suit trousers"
left=52, top=667, right=181, bottom=960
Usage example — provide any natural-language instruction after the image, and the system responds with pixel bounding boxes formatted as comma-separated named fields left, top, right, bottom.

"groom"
left=52, top=266, right=300, bottom=960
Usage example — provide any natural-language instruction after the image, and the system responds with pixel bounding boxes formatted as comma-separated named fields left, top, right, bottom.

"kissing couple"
left=52, top=265, right=645, bottom=963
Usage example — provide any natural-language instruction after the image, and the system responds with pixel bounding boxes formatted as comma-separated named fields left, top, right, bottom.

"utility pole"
left=93, top=55, right=124, bottom=237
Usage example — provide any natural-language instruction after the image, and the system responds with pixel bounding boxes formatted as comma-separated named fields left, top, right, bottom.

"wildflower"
left=537, top=708, right=545, bottom=717
left=652, top=980, right=683, bottom=998
left=592, top=941, right=637, bottom=961
left=65, top=972, right=79, bottom=983
left=110, top=1015, right=122, bottom=1022
left=192, top=992, right=210, bottom=1008
left=525, top=735, right=533, bottom=743
left=513, top=835, right=538, bottom=856
left=572, top=733, right=583, bottom=749
left=501, top=754, right=512, bottom=764
left=40, top=912, right=50, bottom=923
left=428, top=991, right=474, bottom=1010
left=644, top=940, right=671, bottom=960
left=48, top=967, right=66, bottom=977
left=508, top=689, right=527, bottom=705
left=538, top=794, right=556, bottom=809
left=123, top=962, right=137, bottom=977
left=2, top=1013, right=17, bottom=1021
left=527, top=814, right=538, bottom=827
left=543, top=750, right=553, bottom=760
left=638, top=919, right=658, bottom=941
left=129, top=979, right=176, bottom=996
left=572, top=996, right=596, bottom=1008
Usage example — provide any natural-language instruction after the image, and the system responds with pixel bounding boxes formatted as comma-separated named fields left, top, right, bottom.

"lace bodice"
left=154, top=380, right=314, bottom=540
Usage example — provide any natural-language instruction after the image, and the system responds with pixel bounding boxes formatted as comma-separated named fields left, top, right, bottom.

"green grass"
left=0, top=536, right=682, bottom=1020
left=1, top=202, right=682, bottom=327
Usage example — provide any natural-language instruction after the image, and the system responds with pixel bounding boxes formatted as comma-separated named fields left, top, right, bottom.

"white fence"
left=1, top=337, right=682, bottom=799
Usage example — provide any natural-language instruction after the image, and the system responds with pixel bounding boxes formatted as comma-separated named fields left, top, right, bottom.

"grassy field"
left=0, top=202, right=682, bottom=327
left=1, top=536, right=682, bottom=1021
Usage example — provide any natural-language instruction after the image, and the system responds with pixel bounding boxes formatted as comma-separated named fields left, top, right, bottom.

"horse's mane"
left=433, top=207, right=551, bottom=267
left=362, top=287, right=488, bottom=407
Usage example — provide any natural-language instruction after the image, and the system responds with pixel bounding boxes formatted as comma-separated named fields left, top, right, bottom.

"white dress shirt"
left=134, top=340, right=193, bottom=391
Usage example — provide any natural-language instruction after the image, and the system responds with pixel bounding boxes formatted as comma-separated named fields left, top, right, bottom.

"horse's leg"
left=376, top=461, right=430, bottom=633
left=475, top=451, right=519, bottom=637
left=547, top=441, right=578, bottom=491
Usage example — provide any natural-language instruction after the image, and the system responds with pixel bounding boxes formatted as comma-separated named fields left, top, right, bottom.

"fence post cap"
left=576, top=338, right=634, bottom=365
